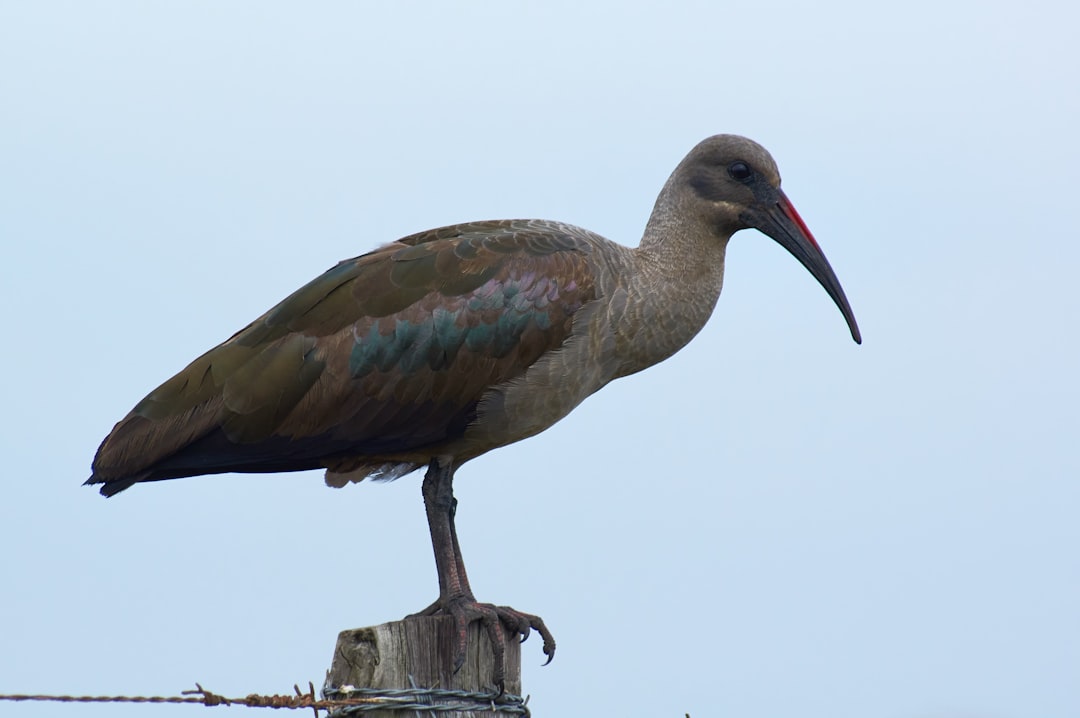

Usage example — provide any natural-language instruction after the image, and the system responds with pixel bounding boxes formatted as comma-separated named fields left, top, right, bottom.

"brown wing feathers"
left=87, top=221, right=598, bottom=495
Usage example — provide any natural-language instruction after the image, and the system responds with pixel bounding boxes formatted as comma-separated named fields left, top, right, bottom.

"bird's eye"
left=728, top=161, right=753, bottom=182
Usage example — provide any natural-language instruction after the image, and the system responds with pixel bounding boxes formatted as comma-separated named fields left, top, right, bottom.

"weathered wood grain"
left=325, top=616, right=523, bottom=718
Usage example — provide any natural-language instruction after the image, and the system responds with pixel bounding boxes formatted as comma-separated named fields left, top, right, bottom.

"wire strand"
left=0, top=681, right=530, bottom=716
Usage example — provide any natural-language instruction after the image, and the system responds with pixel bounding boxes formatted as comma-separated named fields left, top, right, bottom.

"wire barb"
left=181, top=683, right=231, bottom=706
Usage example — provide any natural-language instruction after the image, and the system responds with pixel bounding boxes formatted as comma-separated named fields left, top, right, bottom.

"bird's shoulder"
left=235, top=218, right=605, bottom=345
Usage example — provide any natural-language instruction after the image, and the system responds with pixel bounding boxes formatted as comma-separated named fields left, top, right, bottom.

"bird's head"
left=676, top=134, right=862, bottom=344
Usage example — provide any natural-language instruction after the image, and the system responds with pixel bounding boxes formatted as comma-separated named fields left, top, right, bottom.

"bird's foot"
left=408, top=596, right=556, bottom=692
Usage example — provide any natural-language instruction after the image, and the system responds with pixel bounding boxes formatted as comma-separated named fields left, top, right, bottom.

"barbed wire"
left=0, top=682, right=529, bottom=716
left=323, top=684, right=529, bottom=716
left=0, top=684, right=324, bottom=715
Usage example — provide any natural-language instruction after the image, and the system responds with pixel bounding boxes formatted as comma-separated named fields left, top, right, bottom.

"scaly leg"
left=409, top=458, right=555, bottom=691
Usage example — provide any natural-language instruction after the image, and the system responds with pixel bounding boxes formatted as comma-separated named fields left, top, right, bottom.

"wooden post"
left=324, top=616, right=524, bottom=718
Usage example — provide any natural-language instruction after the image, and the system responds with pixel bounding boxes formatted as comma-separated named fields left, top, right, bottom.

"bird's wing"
left=89, top=220, right=600, bottom=493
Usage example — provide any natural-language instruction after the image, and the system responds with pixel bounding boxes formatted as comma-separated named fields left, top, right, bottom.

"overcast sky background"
left=2, top=2, right=1078, bottom=717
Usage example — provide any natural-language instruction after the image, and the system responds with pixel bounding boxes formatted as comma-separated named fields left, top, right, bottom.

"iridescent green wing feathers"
left=89, top=220, right=599, bottom=494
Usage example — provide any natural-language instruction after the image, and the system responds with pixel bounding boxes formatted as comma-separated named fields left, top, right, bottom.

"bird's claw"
left=489, top=603, right=555, bottom=668
left=498, top=605, right=555, bottom=665
left=415, top=597, right=557, bottom=690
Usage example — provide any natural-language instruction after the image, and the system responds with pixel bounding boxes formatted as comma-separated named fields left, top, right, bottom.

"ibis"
left=88, top=134, right=861, bottom=687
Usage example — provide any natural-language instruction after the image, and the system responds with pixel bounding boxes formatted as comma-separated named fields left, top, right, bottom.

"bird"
left=87, top=134, right=860, bottom=689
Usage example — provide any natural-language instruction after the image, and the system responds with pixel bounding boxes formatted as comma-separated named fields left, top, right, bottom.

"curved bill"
left=749, top=189, right=862, bottom=344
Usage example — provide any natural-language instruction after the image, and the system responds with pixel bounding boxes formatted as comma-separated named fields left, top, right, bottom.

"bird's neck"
left=609, top=195, right=730, bottom=379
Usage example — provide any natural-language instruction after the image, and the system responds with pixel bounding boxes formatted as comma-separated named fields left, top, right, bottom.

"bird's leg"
left=446, top=494, right=477, bottom=597
left=408, top=458, right=556, bottom=691
left=421, top=458, right=469, bottom=601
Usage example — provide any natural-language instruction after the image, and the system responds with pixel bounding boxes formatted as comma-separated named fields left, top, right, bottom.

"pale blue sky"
left=2, top=2, right=1078, bottom=717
